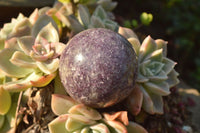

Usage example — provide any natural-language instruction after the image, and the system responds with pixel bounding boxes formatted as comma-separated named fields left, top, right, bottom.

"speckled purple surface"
left=59, top=28, right=137, bottom=108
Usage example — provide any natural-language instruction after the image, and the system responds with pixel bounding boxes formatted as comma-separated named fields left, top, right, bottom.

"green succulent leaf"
left=48, top=114, right=70, bottom=133
left=0, top=87, right=11, bottom=115
left=36, top=23, right=59, bottom=43
left=90, top=123, right=110, bottom=133
left=36, top=58, right=59, bottom=74
left=166, top=69, right=180, bottom=88
left=97, top=0, right=118, bottom=11
left=155, top=39, right=167, bottom=56
left=90, top=16, right=105, bottom=28
left=32, top=15, right=58, bottom=38
left=162, top=57, right=176, bottom=74
left=127, top=122, right=148, bottom=133
left=93, top=5, right=108, bottom=20
left=68, top=104, right=102, bottom=121
left=78, top=4, right=90, bottom=28
left=139, top=36, right=157, bottom=62
left=17, top=36, right=35, bottom=55
left=0, top=115, right=5, bottom=129
left=67, top=15, right=85, bottom=33
left=10, top=51, right=37, bottom=68
left=51, top=94, right=78, bottom=116
left=0, top=48, right=34, bottom=78
left=143, top=81, right=170, bottom=96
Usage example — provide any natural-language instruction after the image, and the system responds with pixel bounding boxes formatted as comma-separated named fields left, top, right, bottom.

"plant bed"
left=0, top=0, right=198, bottom=133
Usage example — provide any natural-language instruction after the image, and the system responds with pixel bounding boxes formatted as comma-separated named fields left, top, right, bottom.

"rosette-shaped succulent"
left=0, top=18, right=65, bottom=92
left=67, top=4, right=118, bottom=33
left=119, top=27, right=179, bottom=115
left=49, top=94, right=148, bottom=133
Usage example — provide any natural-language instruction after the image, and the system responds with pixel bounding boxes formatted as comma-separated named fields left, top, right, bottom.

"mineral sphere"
left=59, top=28, right=138, bottom=108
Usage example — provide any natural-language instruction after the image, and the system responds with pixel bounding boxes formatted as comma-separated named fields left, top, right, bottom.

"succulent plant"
left=67, top=4, right=118, bottom=33
left=0, top=15, right=65, bottom=92
left=49, top=94, right=148, bottom=133
left=119, top=27, right=179, bottom=115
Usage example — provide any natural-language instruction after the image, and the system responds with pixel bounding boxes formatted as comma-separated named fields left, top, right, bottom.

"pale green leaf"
left=78, top=4, right=90, bottom=28
left=36, top=58, right=59, bottom=74
left=127, top=122, right=148, bottom=133
left=143, top=81, right=170, bottom=96
left=155, top=39, right=167, bottom=56
left=93, top=5, right=108, bottom=20
left=10, top=51, right=37, bottom=68
left=162, top=57, right=176, bottom=74
left=65, top=117, right=85, bottom=132
left=0, top=87, right=11, bottom=115
left=166, top=69, right=179, bottom=88
left=48, top=114, right=70, bottom=133
left=139, top=36, right=157, bottom=62
left=90, top=16, right=105, bottom=28
left=0, top=48, right=34, bottom=78
left=90, top=123, right=110, bottom=133
left=128, top=37, right=140, bottom=56
left=17, top=36, right=35, bottom=55
left=36, top=23, right=59, bottom=43
left=67, top=15, right=84, bottom=33
left=68, top=104, right=102, bottom=120
left=51, top=94, right=77, bottom=116
left=32, top=15, right=58, bottom=38
left=146, top=49, right=163, bottom=62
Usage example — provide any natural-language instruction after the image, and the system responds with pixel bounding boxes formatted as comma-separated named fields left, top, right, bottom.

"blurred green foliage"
left=115, top=0, right=200, bottom=90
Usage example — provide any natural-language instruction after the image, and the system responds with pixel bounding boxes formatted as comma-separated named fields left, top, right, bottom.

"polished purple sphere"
left=59, top=28, right=137, bottom=108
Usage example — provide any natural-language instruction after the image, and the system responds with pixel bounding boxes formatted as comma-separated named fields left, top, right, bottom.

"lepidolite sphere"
left=59, top=28, right=137, bottom=108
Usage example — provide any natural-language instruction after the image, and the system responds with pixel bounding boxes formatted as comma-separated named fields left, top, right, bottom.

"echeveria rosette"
left=48, top=94, right=148, bottom=133
left=0, top=22, right=65, bottom=92
left=119, top=27, right=179, bottom=115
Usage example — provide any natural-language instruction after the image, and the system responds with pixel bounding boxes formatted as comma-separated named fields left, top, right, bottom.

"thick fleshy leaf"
left=143, top=81, right=170, bottom=96
left=166, top=69, right=180, bottom=87
left=51, top=42, right=66, bottom=58
left=126, top=85, right=143, bottom=116
left=140, top=60, right=151, bottom=76
left=68, top=104, right=102, bottom=121
left=0, top=48, right=34, bottom=78
left=0, top=87, right=11, bottom=115
left=90, top=16, right=105, bottom=28
left=136, top=74, right=149, bottom=83
left=90, top=123, right=110, bottom=133
left=48, top=114, right=70, bottom=133
left=162, top=57, right=176, bottom=74
left=3, top=71, right=56, bottom=92
left=4, top=37, right=21, bottom=50
left=128, top=37, right=140, bottom=56
left=139, top=36, right=157, bottom=62
left=104, top=120, right=127, bottom=133
left=104, top=19, right=118, bottom=31
left=148, top=70, right=168, bottom=81
left=30, top=72, right=57, bottom=87
left=155, top=39, right=167, bottom=56
left=140, top=85, right=154, bottom=114
left=51, top=94, right=77, bottom=115
left=127, top=122, right=148, bottom=133
left=80, top=127, right=90, bottom=133
left=65, top=114, right=96, bottom=131
left=118, top=27, right=139, bottom=39
left=103, top=111, right=129, bottom=126
left=97, top=0, right=117, bottom=11
left=93, top=5, right=108, bottom=20
left=67, top=15, right=84, bottom=33
left=78, top=5, right=90, bottom=27
left=147, top=61, right=164, bottom=75
left=17, top=36, right=35, bottom=55
left=32, top=15, right=58, bottom=38
left=148, top=92, right=164, bottom=114
left=10, top=51, right=37, bottom=68
left=36, top=58, right=59, bottom=74
left=146, top=49, right=163, bottom=62
left=65, top=117, right=85, bottom=132
left=29, top=8, right=39, bottom=25
left=36, top=23, right=59, bottom=43
left=0, top=115, right=5, bottom=129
